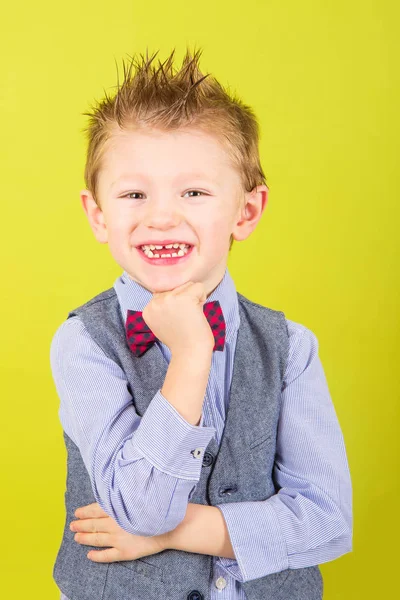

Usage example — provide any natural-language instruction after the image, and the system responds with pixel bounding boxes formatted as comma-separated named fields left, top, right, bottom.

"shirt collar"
left=113, top=266, right=240, bottom=343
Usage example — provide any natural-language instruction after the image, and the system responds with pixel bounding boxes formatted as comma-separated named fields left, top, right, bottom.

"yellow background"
left=1, top=1, right=398, bottom=597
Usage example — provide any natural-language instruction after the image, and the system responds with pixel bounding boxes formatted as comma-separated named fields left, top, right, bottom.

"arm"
left=161, top=502, right=236, bottom=559
left=50, top=316, right=216, bottom=537
left=162, top=325, right=353, bottom=583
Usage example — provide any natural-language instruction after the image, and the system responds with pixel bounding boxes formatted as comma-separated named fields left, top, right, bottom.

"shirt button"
left=191, top=447, right=204, bottom=459
left=215, top=576, right=227, bottom=590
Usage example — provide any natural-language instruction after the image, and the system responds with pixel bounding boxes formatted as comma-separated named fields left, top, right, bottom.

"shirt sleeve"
left=50, top=316, right=216, bottom=537
left=215, top=323, right=353, bottom=582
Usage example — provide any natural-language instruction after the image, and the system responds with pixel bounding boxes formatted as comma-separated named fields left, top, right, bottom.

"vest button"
left=187, top=591, right=204, bottom=600
left=202, top=451, right=214, bottom=467
left=218, top=484, right=238, bottom=496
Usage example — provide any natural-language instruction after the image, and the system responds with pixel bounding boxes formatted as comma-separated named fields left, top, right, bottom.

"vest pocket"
left=103, top=560, right=165, bottom=599
left=249, top=432, right=273, bottom=451
left=118, top=557, right=164, bottom=580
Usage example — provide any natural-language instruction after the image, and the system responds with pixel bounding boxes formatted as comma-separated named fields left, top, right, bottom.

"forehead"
left=99, top=126, right=239, bottom=189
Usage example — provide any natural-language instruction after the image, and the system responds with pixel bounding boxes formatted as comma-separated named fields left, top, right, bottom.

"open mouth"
left=137, top=244, right=194, bottom=265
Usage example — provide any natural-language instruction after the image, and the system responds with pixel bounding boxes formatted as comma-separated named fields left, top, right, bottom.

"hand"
left=142, top=281, right=215, bottom=355
left=70, top=502, right=168, bottom=563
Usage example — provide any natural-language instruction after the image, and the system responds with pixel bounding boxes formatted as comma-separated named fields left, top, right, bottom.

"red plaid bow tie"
left=125, top=300, right=226, bottom=357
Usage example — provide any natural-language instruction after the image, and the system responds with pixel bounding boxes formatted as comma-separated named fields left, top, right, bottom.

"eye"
left=121, top=192, right=144, bottom=199
left=183, top=190, right=206, bottom=197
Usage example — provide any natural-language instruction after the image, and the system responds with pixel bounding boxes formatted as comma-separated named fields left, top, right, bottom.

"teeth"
left=140, top=243, right=191, bottom=259
left=141, top=243, right=188, bottom=251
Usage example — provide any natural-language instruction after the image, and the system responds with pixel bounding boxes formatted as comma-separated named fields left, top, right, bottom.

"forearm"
left=162, top=350, right=213, bottom=426
left=161, top=502, right=236, bottom=559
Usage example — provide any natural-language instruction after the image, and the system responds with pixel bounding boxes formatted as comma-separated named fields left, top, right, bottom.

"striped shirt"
left=51, top=267, right=352, bottom=600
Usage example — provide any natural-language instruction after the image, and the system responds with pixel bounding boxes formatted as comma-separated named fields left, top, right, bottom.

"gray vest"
left=53, top=286, right=323, bottom=600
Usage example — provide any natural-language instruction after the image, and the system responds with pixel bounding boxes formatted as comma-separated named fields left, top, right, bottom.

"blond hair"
left=81, top=46, right=268, bottom=251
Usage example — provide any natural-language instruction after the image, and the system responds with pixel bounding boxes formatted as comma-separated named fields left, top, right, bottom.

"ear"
left=80, top=190, right=108, bottom=244
left=231, top=185, right=269, bottom=242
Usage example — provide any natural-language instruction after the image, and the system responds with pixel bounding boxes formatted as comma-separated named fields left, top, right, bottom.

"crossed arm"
left=71, top=499, right=236, bottom=563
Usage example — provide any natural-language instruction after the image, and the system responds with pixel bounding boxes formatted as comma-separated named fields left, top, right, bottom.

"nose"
left=143, top=199, right=181, bottom=229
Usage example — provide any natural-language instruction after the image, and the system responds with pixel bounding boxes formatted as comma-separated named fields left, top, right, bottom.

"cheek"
left=107, top=211, right=136, bottom=236
left=201, top=219, right=232, bottom=251
left=105, top=216, right=135, bottom=256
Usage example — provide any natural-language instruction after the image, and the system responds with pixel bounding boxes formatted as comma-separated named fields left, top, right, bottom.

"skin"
left=70, top=501, right=238, bottom=562
left=75, top=124, right=269, bottom=562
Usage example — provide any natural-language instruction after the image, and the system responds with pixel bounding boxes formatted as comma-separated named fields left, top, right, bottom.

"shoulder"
left=50, top=315, right=109, bottom=367
left=236, top=292, right=288, bottom=338
left=67, top=287, right=118, bottom=318
left=50, top=314, right=91, bottom=346
left=285, top=318, right=319, bottom=351
left=236, top=291, right=319, bottom=352
left=283, top=318, right=320, bottom=387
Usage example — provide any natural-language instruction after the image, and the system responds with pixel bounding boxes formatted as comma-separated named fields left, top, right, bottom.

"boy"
left=50, top=48, right=352, bottom=600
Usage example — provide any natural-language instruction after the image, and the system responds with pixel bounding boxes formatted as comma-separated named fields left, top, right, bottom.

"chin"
left=149, top=279, right=190, bottom=293
left=126, top=272, right=184, bottom=294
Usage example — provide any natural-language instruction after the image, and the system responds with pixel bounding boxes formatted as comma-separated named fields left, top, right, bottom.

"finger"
left=71, top=516, right=114, bottom=533
left=151, top=281, right=193, bottom=300
left=74, top=503, right=108, bottom=519
left=73, top=531, right=111, bottom=547
left=86, top=547, right=122, bottom=563
left=152, top=282, right=190, bottom=298
left=176, top=281, right=207, bottom=302
left=168, top=281, right=195, bottom=295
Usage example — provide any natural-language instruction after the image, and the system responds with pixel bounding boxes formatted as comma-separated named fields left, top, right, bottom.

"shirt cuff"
left=215, top=501, right=289, bottom=582
left=126, top=389, right=216, bottom=479
left=215, top=557, right=245, bottom=582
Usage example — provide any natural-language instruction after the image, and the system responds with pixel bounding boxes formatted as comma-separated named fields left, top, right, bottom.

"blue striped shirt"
left=51, top=267, right=352, bottom=599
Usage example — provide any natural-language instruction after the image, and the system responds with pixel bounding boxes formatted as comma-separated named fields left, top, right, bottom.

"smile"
left=137, top=244, right=194, bottom=266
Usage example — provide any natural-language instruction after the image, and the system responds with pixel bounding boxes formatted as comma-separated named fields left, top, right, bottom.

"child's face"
left=81, top=126, right=267, bottom=295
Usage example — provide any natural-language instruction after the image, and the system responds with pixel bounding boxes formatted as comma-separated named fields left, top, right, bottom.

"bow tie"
left=125, top=300, right=226, bottom=357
